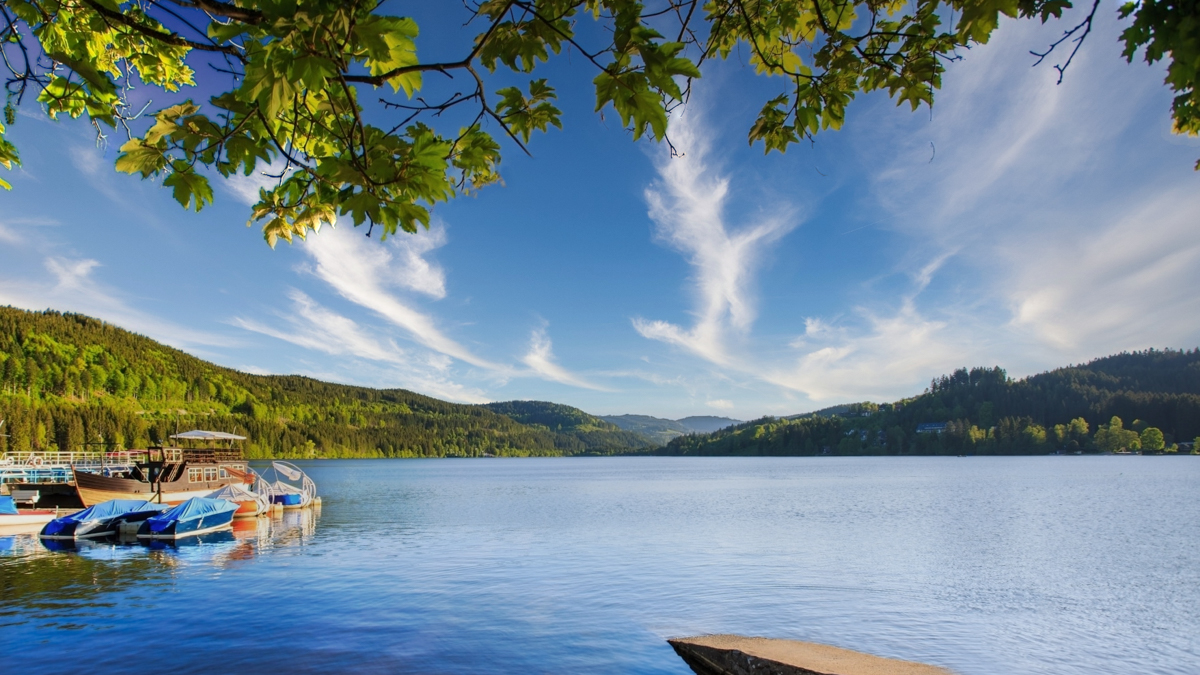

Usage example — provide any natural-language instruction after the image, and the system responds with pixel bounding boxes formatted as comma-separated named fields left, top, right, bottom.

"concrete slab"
left=668, top=634, right=956, bottom=675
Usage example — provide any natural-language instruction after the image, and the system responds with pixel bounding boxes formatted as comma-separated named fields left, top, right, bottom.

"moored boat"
left=0, top=496, right=58, bottom=530
left=258, top=461, right=318, bottom=510
left=269, top=481, right=308, bottom=509
left=74, top=431, right=253, bottom=507
left=205, top=483, right=269, bottom=518
left=137, top=497, right=239, bottom=540
left=39, top=499, right=165, bottom=540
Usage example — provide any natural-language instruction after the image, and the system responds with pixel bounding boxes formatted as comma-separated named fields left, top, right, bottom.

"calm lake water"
left=2, top=456, right=1198, bottom=674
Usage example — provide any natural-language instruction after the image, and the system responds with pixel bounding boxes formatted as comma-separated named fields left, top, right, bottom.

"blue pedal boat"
left=40, top=499, right=165, bottom=540
left=137, top=497, right=239, bottom=540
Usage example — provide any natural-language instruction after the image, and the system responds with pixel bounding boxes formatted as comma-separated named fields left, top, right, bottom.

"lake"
left=2, top=456, right=1198, bottom=674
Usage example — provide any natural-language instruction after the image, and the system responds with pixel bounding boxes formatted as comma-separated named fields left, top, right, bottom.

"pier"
left=668, top=635, right=954, bottom=675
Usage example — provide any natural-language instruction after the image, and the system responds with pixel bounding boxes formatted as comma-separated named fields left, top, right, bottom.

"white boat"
left=205, top=483, right=270, bottom=518
left=0, top=496, right=59, bottom=532
left=257, top=461, right=318, bottom=510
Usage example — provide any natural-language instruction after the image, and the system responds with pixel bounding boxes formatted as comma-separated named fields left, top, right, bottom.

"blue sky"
left=1, top=7, right=1198, bottom=419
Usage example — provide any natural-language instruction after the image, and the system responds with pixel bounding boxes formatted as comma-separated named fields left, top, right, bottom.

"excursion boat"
left=205, top=483, right=269, bottom=518
left=0, top=496, right=59, bottom=530
left=39, top=499, right=165, bottom=540
left=73, top=431, right=253, bottom=507
left=136, top=497, right=239, bottom=540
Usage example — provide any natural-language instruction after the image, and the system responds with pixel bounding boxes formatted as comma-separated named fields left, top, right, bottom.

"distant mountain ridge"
left=677, top=416, right=743, bottom=433
left=602, top=414, right=742, bottom=444
left=660, top=350, right=1200, bottom=456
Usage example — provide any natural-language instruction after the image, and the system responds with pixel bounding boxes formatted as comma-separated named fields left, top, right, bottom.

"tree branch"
left=1030, top=0, right=1101, bottom=84
left=80, top=0, right=242, bottom=55
left=343, top=0, right=516, bottom=86
left=168, top=0, right=263, bottom=25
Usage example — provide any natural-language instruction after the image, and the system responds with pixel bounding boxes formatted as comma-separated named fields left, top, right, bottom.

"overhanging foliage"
left=1, top=0, right=1195, bottom=239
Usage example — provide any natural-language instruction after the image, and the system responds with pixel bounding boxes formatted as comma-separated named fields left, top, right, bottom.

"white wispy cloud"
left=0, top=223, right=23, bottom=244
left=0, top=254, right=233, bottom=350
left=223, top=156, right=609, bottom=392
left=232, top=289, right=491, bottom=403
left=1002, top=186, right=1200, bottom=352
left=772, top=14, right=1200, bottom=404
left=770, top=300, right=971, bottom=402
left=864, top=13, right=1200, bottom=368
left=633, top=108, right=799, bottom=364
left=630, top=106, right=959, bottom=403
left=45, top=257, right=101, bottom=288
left=299, top=224, right=502, bottom=370
left=232, top=289, right=408, bottom=364
left=521, top=325, right=609, bottom=391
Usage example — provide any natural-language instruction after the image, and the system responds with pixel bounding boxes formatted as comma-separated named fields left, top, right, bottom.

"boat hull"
left=0, top=510, right=59, bottom=533
left=39, top=519, right=111, bottom=540
left=233, top=500, right=266, bottom=518
left=0, top=510, right=58, bottom=526
left=74, top=470, right=238, bottom=507
left=272, top=492, right=311, bottom=510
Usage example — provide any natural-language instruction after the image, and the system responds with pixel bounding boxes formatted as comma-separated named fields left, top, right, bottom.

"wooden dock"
left=668, top=635, right=955, bottom=675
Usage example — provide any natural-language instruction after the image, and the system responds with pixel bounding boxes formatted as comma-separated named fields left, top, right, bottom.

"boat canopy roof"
left=62, top=499, right=161, bottom=524
left=205, top=483, right=257, bottom=501
left=170, top=430, right=247, bottom=441
left=271, top=480, right=304, bottom=495
left=0, top=496, right=17, bottom=515
left=271, top=461, right=303, bottom=480
left=146, top=497, right=238, bottom=532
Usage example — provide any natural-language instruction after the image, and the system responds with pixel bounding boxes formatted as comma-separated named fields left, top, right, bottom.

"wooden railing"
left=144, top=447, right=243, bottom=464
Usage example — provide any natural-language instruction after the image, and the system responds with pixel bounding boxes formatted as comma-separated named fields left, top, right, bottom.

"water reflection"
left=0, top=539, right=172, bottom=627
left=267, top=504, right=321, bottom=548
left=0, top=507, right=322, bottom=620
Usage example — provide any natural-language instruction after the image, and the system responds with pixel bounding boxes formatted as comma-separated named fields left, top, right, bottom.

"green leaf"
left=45, top=52, right=118, bottom=97
left=115, top=140, right=167, bottom=177
left=163, top=164, right=213, bottom=212
left=0, top=136, right=19, bottom=171
left=956, top=0, right=1021, bottom=43
left=356, top=15, right=422, bottom=95
left=497, top=80, right=563, bottom=143
left=749, top=95, right=800, bottom=153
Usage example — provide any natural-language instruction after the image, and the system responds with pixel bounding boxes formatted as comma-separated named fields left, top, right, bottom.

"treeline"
left=0, top=308, right=647, bottom=458
left=661, top=352, right=1200, bottom=456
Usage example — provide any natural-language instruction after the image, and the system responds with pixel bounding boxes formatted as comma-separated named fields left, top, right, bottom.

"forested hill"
left=601, top=414, right=744, bottom=445
left=0, top=307, right=648, bottom=458
left=481, top=401, right=655, bottom=453
left=662, top=350, right=1200, bottom=456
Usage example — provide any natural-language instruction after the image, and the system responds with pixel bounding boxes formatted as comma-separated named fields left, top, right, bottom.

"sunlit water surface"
left=2, top=457, right=1198, bottom=674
